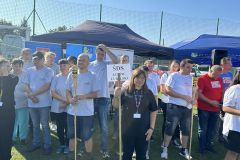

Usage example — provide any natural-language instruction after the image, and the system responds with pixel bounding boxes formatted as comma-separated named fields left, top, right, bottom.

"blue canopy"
left=172, top=34, right=240, bottom=66
left=31, top=20, right=173, bottom=59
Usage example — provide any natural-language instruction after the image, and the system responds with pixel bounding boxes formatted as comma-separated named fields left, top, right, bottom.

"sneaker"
left=42, top=147, right=52, bottom=155
left=102, top=151, right=110, bottom=159
left=132, top=151, right=136, bottom=158
left=27, top=145, right=40, bottom=152
left=56, top=146, right=65, bottom=154
left=179, top=148, right=192, bottom=160
left=172, top=139, right=182, bottom=148
left=63, top=147, right=69, bottom=154
left=146, top=152, right=150, bottom=159
left=161, top=147, right=168, bottom=159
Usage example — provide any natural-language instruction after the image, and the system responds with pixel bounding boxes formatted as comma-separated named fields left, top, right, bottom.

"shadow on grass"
left=12, top=114, right=227, bottom=160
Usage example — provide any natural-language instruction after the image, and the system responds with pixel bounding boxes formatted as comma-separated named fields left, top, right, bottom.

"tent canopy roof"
left=32, top=20, right=173, bottom=59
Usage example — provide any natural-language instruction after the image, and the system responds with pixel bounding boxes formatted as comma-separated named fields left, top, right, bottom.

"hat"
left=32, top=51, right=44, bottom=60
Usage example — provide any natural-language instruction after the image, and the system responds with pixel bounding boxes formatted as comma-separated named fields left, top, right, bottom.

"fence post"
left=216, top=18, right=220, bottom=35
left=100, top=4, right=102, bottom=22
left=159, top=11, right=164, bottom=45
left=33, top=0, right=36, bottom=35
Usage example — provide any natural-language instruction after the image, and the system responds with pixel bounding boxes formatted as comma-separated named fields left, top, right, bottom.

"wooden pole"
left=188, top=76, right=198, bottom=160
left=117, top=73, right=122, bottom=160
left=72, top=65, right=78, bottom=160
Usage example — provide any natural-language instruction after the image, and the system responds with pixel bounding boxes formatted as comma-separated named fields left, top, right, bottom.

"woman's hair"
left=128, top=68, right=148, bottom=94
left=12, top=58, right=24, bottom=66
left=58, top=59, right=69, bottom=65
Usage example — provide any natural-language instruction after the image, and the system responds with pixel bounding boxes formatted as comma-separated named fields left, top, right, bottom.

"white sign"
left=107, top=64, right=131, bottom=82
left=106, top=48, right=134, bottom=67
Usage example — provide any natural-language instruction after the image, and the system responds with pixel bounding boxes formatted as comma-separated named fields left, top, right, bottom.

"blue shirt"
left=220, top=71, right=233, bottom=91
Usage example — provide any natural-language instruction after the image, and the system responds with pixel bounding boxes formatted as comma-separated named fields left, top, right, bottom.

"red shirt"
left=197, top=74, right=223, bottom=112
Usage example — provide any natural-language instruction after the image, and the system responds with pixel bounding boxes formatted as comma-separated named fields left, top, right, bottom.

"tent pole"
left=159, top=11, right=164, bottom=45
left=216, top=18, right=220, bottom=35
left=100, top=4, right=102, bottom=22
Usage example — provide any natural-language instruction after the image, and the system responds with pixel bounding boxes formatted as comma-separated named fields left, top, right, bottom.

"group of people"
left=0, top=43, right=239, bottom=160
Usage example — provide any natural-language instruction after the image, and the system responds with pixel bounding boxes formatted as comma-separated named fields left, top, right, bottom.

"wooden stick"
left=188, top=76, right=198, bottom=160
left=117, top=73, right=122, bottom=160
left=72, top=65, right=78, bottom=160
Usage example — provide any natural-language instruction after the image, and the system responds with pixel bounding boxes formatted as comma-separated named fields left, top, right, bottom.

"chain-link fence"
left=1, top=0, right=240, bottom=47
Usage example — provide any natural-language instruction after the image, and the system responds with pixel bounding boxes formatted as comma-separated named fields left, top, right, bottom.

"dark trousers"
left=0, top=110, right=15, bottom=160
left=55, top=112, right=68, bottom=146
left=198, top=109, right=219, bottom=152
left=122, top=133, right=148, bottom=160
left=161, top=102, right=180, bottom=140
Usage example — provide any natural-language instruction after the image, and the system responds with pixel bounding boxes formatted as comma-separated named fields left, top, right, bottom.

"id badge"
left=133, top=113, right=141, bottom=119
left=0, top=102, right=3, bottom=107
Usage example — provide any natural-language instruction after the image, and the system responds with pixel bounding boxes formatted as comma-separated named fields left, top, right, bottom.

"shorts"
left=224, top=130, right=240, bottom=154
left=67, top=114, right=94, bottom=141
left=164, top=103, right=191, bottom=136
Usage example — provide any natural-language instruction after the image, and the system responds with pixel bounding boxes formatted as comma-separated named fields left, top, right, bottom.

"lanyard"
left=134, top=90, right=143, bottom=113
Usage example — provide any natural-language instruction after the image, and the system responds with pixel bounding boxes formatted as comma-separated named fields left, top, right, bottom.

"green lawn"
left=11, top=110, right=228, bottom=160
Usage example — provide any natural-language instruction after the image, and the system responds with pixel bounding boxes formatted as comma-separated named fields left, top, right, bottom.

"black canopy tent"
left=31, top=20, right=173, bottom=59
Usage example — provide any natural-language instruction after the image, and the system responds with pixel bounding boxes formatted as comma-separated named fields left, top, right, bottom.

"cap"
left=32, top=51, right=44, bottom=60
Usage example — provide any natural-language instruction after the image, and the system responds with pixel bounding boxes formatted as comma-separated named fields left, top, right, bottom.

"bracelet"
left=149, top=127, right=154, bottom=131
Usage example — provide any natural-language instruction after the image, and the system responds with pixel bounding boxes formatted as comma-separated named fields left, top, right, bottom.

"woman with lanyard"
left=0, top=58, right=18, bottom=160
left=113, top=68, right=158, bottom=160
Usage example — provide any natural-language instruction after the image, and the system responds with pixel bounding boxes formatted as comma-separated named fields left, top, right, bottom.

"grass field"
left=11, top=110, right=228, bottom=160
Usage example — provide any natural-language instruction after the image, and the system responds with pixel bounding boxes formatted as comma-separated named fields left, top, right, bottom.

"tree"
left=0, top=19, right=14, bottom=39
left=49, top=25, right=72, bottom=33
left=16, top=16, right=30, bottom=37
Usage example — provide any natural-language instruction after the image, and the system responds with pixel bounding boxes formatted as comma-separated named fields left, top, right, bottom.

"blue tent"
left=172, top=34, right=240, bottom=66
left=31, top=20, right=173, bottom=59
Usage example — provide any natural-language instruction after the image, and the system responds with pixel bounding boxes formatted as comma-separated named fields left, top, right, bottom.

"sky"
left=58, top=0, right=240, bottom=22
left=1, top=0, right=240, bottom=46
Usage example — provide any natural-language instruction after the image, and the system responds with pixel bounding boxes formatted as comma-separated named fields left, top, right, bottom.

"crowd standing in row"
left=0, top=44, right=240, bottom=160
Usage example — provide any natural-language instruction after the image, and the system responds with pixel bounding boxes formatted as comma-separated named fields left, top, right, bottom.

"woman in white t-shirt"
left=222, top=80, right=240, bottom=160
left=50, top=59, right=70, bottom=154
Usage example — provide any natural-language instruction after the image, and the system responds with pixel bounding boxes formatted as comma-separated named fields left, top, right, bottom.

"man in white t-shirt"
left=161, top=59, right=194, bottom=160
left=222, top=83, right=240, bottom=160
left=21, top=48, right=34, bottom=71
left=66, top=54, right=99, bottom=160
left=160, top=60, right=181, bottom=148
left=88, top=44, right=118, bottom=158
left=24, top=52, right=54, bottom=155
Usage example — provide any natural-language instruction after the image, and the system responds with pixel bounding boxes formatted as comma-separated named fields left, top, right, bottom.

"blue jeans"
left=29, top=107, right=51, bottom=148
left=94, top=97, right=110, bottom=152
left=13, top=107, right=29, bottom=141
left=198, top=109, right=219, bottom=152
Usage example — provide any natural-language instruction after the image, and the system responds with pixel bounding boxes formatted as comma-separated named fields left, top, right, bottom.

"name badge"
left=133, top=113, right=141, bottom=119
left=0, top=102, right=3, bottom=107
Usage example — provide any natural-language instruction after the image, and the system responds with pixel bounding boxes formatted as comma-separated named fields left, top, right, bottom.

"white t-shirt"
left=50, top=74, right=68, bottom=113
left=46, top=63, right=60, bottom=75
left=24, top=66, right=54, bottom=108
left=148, top=72, right=160, bottom=87
left=147, top=78, right=158, bottom=96
left=14, top=71, right=28, bottom=109
left=165, top=72, right=193, bottom=109
left=222, top=84, right=240, bottom=136
left=66, top=71, right=99, bottom=116
left=160, top=72, right=170, bottom=103
left=23, top=61, right=34, bottom=71
left=89, top=60, right=109, bottom=98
